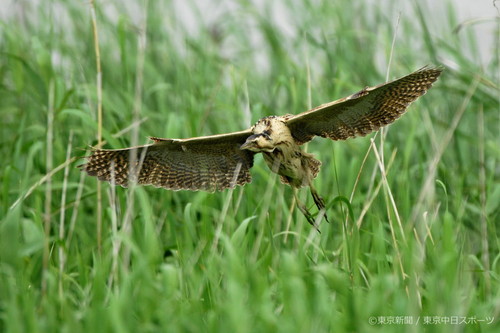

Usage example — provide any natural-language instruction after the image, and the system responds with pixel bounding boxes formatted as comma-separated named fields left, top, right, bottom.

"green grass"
left=1, top=0, right=499, bottom=332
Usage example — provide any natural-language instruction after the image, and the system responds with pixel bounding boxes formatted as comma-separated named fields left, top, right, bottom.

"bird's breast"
left=262, top=144, right=306, bottom=184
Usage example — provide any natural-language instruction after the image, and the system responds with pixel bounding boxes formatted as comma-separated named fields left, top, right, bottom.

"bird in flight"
left=80, top=67, right=442, bottom=228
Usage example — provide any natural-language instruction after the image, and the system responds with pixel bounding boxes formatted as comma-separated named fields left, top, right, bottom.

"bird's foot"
left=310, top=188, right=330, bottom=223
left=317, top=209, right=330, bottom=224
left=297, top=204, right=321, bottom=233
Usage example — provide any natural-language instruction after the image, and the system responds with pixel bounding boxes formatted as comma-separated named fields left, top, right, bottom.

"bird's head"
left=240, top=131, right=275, bottom=153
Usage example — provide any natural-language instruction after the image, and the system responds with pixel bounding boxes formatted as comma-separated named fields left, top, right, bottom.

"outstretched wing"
left=79, top=129, right=255, bottom=191
left=286, top=67, right=443, bottom=144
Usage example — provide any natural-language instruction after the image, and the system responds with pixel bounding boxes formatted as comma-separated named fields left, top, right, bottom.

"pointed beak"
left=240, top=140, right=254, bottom=150
left=240, top=134, right=258, bottom=150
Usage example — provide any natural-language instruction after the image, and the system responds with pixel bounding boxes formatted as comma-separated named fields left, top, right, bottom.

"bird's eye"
left=262, top=131, right=271, bottom=140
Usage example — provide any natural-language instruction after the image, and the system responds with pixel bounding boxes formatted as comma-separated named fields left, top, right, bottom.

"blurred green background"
left=0, top=0, right=499, bottom=332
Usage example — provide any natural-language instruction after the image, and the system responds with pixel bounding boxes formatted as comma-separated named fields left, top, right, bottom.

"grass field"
left=1, top=0, right=499, bottom=332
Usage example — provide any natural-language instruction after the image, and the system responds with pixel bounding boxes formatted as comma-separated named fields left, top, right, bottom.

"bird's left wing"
left=285, top=67, right=443, bottom=145
left=79, top=129, right=254, bottom=192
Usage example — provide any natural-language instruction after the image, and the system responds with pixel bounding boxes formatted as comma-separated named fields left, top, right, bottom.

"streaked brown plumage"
left=80, top=67, right=442, bottom=227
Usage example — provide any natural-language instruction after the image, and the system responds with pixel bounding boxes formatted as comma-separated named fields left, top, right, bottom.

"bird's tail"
left=310, top=185, right=329, bottom=223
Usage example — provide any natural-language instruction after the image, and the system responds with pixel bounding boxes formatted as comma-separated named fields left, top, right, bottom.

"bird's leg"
left=293, top=189, right=320, bottom=232
left=310, top=185, right=329, bottom=223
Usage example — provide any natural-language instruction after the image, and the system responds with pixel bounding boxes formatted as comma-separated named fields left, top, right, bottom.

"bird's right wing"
left=286, top=67, right=443, bottom=144
left=79, top=129, right=255, bottom=192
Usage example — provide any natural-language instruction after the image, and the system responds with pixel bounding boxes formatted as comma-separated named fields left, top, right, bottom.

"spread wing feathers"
left=79, top=130, right=255, bottom=192
left=286, top=66, right=443, bottom=144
